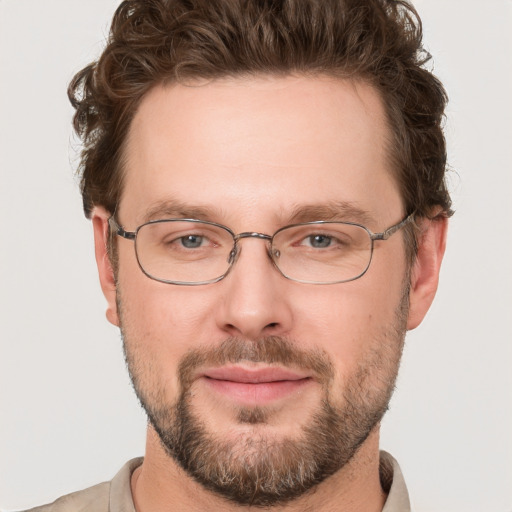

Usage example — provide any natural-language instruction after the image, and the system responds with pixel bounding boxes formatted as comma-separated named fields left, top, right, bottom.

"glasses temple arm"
left=108, top=216, right=136, bottom=240
left=371, top=212, right=416, bottom=241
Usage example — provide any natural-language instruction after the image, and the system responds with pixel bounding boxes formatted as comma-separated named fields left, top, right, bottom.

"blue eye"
left=307, top=235, right=332, bottom=248
left=180, top=235, right=204, bottom=248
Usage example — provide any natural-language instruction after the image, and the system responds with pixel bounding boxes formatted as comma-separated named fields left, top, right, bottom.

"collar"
left=110, top=451, right=410, bottom=512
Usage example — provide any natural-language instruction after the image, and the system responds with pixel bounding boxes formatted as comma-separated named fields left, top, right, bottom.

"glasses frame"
left=108, top=212, right=415, bottom=286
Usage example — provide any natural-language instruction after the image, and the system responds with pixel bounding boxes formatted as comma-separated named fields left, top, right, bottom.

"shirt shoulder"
left=20, top=457, right=143, bottom=512
left=380, top=451, right=411, bottom=512
left=21, top=482, right=110, bottom=512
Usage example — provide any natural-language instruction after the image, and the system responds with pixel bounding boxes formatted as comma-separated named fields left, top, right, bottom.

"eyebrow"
left=140, top=198, right=375, bottom=227
left=141, top=199, right=223, bottom=224
left=286, top=202, right=375, bottom=225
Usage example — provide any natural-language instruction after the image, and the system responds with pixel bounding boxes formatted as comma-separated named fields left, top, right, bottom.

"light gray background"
left=1, top=1, right=511, bottom=510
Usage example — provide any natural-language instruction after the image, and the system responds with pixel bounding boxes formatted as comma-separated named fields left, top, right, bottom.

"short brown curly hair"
left=69, top=0, right=452, bottom=245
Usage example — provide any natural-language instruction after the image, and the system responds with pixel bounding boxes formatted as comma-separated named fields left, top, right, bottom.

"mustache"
left=178, top=336, right=334, bottom=389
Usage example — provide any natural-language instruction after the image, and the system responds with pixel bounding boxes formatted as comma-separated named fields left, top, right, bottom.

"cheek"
left=292, top=270, right=405, bottom=374
left=116, top=253, right=219, bottom=397
left=118, top=242, right=214, bottom=335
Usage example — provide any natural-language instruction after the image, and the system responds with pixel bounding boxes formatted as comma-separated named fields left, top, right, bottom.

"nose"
left=215, top=237, right=293, bottom=340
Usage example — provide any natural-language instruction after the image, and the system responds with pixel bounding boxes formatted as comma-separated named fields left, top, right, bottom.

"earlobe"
left=407, top=214, right=448, bottom=330
left=91, top=207, right=120, bottom=327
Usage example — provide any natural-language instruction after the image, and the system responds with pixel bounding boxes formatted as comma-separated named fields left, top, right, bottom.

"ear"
left=91, top=207, right=120, bottom=327
left=407, top=214, right=448, bottom=330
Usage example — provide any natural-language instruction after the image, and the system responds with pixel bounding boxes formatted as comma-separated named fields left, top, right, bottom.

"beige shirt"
left=24, top=451, right=410, bottom=511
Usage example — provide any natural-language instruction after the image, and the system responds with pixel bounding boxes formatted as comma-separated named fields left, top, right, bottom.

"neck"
left=131, top=426, right=387, bottom=512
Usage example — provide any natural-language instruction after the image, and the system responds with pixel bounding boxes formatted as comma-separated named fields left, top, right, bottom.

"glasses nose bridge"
left=234, top=231, right=273, bottom=242
left=229, top=231, right=274, bottom=265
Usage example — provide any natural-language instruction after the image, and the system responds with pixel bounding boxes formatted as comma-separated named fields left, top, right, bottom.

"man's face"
left=108, top=76, right=411, bottom=505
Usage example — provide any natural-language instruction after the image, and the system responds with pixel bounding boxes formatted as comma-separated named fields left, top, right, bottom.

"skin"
left=92, top=75, right=447, bottom=511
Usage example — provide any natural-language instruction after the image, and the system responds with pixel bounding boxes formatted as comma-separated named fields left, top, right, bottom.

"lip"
left=203, top=365, right=310, bottom=383
left=199, top=365, right=313, bottom=405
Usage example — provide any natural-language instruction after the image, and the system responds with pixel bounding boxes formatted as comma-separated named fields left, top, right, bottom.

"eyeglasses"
left=109, top=213, right=415, bottom=285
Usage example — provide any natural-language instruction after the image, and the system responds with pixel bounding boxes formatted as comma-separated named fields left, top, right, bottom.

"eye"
left=161, top=231, right=214, bottom=251
left=179, top=234, right=206, bottom=249
left=304, top=234, right=333, bottom=248
left=299, top=232, right=350, bottom=249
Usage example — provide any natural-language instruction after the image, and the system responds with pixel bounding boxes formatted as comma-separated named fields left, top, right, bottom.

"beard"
left=119, top=285, right=408, bottom=507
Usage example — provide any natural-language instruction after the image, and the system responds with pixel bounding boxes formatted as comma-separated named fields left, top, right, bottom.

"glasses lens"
left=272, top=223, right=372, bottom=283
left=135, top=220, right=234, bottom=284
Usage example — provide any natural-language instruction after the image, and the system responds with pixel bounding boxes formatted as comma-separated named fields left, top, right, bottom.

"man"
left=29, top=0, right=451, bottom=510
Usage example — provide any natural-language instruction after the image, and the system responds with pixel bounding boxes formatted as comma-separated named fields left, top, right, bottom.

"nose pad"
left=227, top=245, right=240, bottom=265
left=267, top=244, right=283, bottom=274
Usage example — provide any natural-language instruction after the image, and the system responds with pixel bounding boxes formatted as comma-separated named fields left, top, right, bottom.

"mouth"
left=199, top=365, right=313, bottom=405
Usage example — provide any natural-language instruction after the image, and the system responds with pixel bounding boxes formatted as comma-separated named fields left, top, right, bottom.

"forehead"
left=122, top=75, right=401, bottom=227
